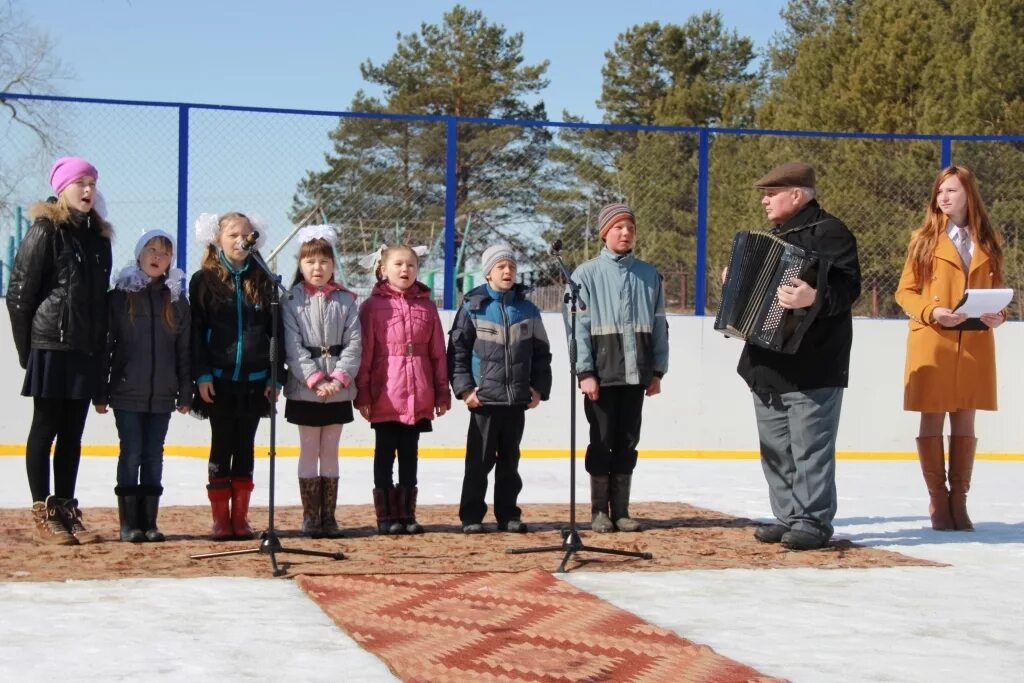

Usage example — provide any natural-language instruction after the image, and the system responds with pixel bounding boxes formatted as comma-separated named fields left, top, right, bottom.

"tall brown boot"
left=916, top=436, right=954, bottom=531
left=387, top=487, right=406, bottom=535
left=31, top=497, right=77, bottom=545
left=372, top=486, right=392, bottom=535
left=948, top=435, right=977, bottom=531
left=298, top=477, right=323, bottom=538
left=320, top=477, right=344, bottom=539
left=398, top=485, right=424, bottom=534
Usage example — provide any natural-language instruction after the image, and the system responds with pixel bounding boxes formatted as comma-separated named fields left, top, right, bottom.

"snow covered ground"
left=1, top=454, right=1022, bottom=682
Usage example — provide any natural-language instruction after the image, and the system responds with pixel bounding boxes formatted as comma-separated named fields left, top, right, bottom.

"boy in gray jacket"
left=570, top=203, right=669, bottom=533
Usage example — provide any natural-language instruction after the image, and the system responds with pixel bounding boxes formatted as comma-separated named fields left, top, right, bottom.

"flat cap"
left=754, top=161, right=816, bottom=189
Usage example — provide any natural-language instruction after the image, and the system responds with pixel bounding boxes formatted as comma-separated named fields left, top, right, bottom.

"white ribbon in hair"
left=194, top=211, right=269, bottom=250
left=297, top=224, right=338, bottom=245
left=358, top=243, right=429, bottom=271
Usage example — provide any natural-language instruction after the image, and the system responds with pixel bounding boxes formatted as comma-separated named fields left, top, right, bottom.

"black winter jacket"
left=447, top=283, right=553, bottom=407
left=737, top=199, right=861, bottom=392
left=189, top=261, right=284, bottom=386
left=6, top=201, right=113, bottom=368
left=96, top=280, right=192, bottom=413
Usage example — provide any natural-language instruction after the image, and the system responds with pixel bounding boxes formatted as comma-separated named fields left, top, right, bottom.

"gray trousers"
left=752, top=387, right=843, bottom=539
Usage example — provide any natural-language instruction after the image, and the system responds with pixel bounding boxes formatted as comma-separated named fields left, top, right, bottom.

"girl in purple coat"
left=356, top=245, right=450, bottom=535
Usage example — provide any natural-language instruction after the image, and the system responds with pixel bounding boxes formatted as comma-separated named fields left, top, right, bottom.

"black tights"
left=207, top=413, right=260, bottom=478
left=372, top=422, right=420, bottom=489
left=25, top=397, right=90, bottom=502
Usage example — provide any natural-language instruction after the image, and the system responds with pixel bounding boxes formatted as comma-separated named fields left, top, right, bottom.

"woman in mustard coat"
left=895, top=165, right=1005, bottom=532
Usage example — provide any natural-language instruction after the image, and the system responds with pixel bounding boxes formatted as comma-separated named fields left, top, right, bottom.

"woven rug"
left=298, top=569, right=783, bottom=683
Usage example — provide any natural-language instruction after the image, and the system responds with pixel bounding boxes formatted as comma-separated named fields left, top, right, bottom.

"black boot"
left=138, top=485, right=166, bottom=542
left=114, top=486, right=145, bottom=543
left=610, top=473, right=641, bottom=532
left=589, top=475, right=614, bottom=533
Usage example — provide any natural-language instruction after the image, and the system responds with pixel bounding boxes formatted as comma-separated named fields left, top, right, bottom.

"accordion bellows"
left=714, top=231, right=818, bottom=354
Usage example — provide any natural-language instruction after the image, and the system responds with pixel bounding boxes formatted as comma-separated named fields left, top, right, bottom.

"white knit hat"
left=481, top=243, right=516, bottom=277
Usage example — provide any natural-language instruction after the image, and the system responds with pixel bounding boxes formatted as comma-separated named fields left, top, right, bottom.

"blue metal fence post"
left=443, top=117, right=458, bottom=310
left=940, top=137, right=952, bottom=168
left=694, top=129, right=710, bottom=316
left=176, top=106, right=190, bottom=271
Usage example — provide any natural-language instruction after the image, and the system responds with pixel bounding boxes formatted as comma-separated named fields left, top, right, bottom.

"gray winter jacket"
left=282, top=283, right=362, bottom=403
left=97, top=279, right=191, bottom=413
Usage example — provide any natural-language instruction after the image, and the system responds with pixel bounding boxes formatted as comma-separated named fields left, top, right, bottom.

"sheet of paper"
left=953, top=288, right=1013, bottom=317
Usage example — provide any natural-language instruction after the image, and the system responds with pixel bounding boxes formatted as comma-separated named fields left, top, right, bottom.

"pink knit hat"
left=49, top=157, right=99, bottom=195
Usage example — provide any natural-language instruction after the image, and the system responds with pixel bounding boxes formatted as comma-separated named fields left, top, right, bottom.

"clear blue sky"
left=23, top=0, right=789, bottom=121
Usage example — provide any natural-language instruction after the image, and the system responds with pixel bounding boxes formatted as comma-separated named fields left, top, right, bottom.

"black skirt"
left=285, top=399, right=354, bottom=427
left=190, top=376, right=270, bottom=420
left=21, top=349, right=98, bottom=400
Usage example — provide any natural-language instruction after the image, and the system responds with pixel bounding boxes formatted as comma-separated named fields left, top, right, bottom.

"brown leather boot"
left=231, top=477, right=256, bottom=540
left=206, top=478, right=234, bottom=540
left=948, top=435, right=977, bottom=531
left=372, top=486, right=392, bottom=535
left=58, top=498, right=102, bottom=544
left=320, top=477, right=343, bottom=538
left=398, top=485, right=424, bottom=534
left=916, top=436, right=954, bottom=531
left=31, top=497, right=77, bottom=545
left=298, top=477, right=323, bottom=537
left=387, top=487, right=406, bottom=535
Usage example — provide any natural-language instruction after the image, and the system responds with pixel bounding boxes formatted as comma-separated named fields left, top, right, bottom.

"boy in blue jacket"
left=448, top=244, right=552, bottom=533
left=571, top=203, right=669, bottom=533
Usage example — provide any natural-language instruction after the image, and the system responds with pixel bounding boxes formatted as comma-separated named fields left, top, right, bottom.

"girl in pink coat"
left=356, top=245, right=450, bottom=535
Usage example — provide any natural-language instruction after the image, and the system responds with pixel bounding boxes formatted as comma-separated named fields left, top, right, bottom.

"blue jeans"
left=114, top=410, right=172, bottom=488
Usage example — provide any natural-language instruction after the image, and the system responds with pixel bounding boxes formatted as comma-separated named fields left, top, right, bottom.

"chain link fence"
left=2, top=94, right=1022, bottom=316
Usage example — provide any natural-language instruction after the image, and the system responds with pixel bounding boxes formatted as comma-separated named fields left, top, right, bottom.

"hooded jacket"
left=282, top=282, right=362, bottom=404
left=6, top=200, right=113, bottom=367
left=447, top=283, right=552, bottom=406
left=96, top=276, right=192, bottom=413
left=356, top=280, right=450, bottom=425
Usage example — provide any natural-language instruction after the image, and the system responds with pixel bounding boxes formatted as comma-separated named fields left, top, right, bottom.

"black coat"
left=6, top=201, right=113, bottom=368
left=189, top=264, right=283, bottom=385
left=96, top=281, right=192, bottom=413
left=737, top=199, right=861, bottom=392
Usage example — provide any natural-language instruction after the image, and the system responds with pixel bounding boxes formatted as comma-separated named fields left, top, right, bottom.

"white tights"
left=297, top=424, right=343, bottom=478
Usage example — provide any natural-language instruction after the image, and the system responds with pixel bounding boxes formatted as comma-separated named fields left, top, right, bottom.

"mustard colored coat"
left=895, top=230, right=1000, bottom=412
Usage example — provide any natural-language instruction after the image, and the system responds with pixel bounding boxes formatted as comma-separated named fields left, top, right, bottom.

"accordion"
left=714, top=230, right=819, bottom=354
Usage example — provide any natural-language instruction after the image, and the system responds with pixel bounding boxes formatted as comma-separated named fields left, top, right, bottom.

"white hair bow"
left=194, top=212, right=269, bottom=250
left=358, top=243, right=429, bottom=271
left=297, top=224, right=338, bottom=245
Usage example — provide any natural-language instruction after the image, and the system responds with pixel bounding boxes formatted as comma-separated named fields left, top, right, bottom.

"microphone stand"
left=191, top=246, right=344, bottom=576
left=507, top=246, right=652, bottom=573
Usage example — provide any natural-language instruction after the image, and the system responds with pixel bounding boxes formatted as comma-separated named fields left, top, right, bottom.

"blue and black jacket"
left=447, top=283, right=552, bottom=407
left=188, top=255, right=284, bottom=388
left=570, top=247, right=669, bottom=387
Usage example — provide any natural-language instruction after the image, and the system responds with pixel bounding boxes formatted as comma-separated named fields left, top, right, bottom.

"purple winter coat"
left=355, top=280, right=450, bottom=425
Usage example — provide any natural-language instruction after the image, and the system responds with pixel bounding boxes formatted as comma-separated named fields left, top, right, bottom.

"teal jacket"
left=568, top=247, right=669, bottom=387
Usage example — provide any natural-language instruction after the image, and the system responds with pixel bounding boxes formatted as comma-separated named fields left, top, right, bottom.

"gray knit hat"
left=597, top=203, right=636, bottom=240
left=481, top=243, right=517, bottom=278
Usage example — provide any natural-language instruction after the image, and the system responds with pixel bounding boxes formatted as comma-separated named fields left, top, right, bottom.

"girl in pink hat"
left=6, top=156, right=113, bottom=545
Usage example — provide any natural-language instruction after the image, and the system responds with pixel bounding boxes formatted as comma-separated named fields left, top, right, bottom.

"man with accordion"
left=730, top=162, right=861, bottom=551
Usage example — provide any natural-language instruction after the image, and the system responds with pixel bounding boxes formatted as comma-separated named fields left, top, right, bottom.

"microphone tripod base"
left=190, top=527, right=345, bottom=577
left=507, top=524, right=653, bottom=574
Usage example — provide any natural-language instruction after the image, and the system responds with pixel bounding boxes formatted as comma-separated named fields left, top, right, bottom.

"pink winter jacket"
left=355, top=280, right=451, bottom=425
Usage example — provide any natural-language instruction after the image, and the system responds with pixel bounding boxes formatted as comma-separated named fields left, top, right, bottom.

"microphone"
left=236, top=231, right=261, bottom=252
left=550, top=239, right=563, bottom=255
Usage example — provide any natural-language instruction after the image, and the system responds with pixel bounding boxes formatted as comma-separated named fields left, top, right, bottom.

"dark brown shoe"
left=753, top=523, right=789, bottom=544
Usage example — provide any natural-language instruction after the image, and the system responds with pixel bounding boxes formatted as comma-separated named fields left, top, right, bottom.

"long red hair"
left=907, top=165, right=1003, bottom=284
